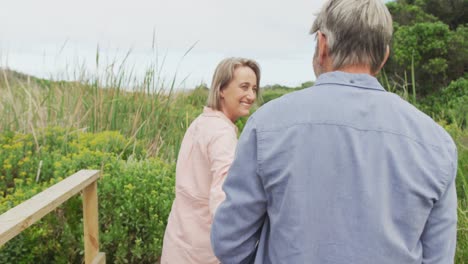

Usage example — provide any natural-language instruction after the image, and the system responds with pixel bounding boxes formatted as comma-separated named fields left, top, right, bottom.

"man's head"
left=310, top=0, right=393, bottom=76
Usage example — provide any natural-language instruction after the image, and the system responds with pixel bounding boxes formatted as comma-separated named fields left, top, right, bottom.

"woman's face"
left=220, top=66, right=257, bottom=122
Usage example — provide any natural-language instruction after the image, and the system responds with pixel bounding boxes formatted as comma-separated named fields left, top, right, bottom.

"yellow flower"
left=124, top=183, right=135, bottom=191
left=14, top=178, right=24, bottom=185
left=54, top=161, right=62, bottom=168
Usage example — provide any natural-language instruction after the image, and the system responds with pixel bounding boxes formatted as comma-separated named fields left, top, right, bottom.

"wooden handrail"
left=0, top=169, right=105, bottom=264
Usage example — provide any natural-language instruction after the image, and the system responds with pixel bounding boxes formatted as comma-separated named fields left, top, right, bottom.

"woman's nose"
left=247, top=89, right=256, bottom=100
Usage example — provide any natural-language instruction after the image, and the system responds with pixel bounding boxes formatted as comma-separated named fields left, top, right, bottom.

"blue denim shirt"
left=211, top=71, right=458, bottom=264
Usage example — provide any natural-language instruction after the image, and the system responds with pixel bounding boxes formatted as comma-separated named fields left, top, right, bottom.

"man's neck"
left=335, top=64, right=374, bottom=75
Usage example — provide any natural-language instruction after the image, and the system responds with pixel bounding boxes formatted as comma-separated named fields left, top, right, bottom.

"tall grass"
left=0, top=62, right=206, bottom=162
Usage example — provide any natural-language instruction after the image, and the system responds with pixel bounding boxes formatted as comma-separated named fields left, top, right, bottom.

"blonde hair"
left=310, top=0, right=393, bottom=73
left=207, top=57, right=261, bottom=111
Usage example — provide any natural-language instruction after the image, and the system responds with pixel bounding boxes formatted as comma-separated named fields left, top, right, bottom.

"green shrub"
left=421, top=77, right=468, bottom=128
left=99, top=159, right=175, bottom=263
left=0, top=128, right=175, bottom=263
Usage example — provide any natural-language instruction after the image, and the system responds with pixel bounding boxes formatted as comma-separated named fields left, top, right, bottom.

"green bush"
left=0, top=128, right=175, bottom=263
left=421, top=77, right=468, bottom=128
left=261, top=90, right=288, bottom=105
left=99, top=159, right=174, bottom=263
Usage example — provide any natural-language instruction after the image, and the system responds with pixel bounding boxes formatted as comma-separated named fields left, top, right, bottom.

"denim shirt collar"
left=314, top=71, right=386, bottom=92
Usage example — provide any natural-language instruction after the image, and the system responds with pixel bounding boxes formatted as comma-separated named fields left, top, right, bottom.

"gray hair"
left=207, top=57, right=261, bottom=111
left=310, top=0, right=393, bottom=73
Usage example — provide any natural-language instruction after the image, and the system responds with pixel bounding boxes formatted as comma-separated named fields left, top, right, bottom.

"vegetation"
left=0, top=128, right=175, bottom=263
left=384, top=0, right=467, bottom=97
left=0, top=0, right=466, bottom=263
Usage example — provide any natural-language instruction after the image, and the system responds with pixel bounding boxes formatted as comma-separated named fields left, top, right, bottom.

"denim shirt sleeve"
left=421, top=141, right=458, bottom=264
left=211, top=116, right=267, bottom=263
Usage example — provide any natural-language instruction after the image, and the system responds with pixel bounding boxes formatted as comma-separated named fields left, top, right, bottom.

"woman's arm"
left=207, top=126, right=238, bottom=219
left=211, top=117, right=267, bottom=263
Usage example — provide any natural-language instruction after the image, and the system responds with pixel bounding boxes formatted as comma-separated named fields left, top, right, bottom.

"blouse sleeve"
left=207, top=127, right=238, bottom=219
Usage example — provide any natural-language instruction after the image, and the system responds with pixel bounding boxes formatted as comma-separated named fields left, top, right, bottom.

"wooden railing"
left=0, top=170, right=105, bottom=264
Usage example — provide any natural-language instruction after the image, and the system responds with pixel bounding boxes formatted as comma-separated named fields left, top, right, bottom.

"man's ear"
left=317, top=31, right=328, bottom=65
left=378, top=45, right=390, bottom=71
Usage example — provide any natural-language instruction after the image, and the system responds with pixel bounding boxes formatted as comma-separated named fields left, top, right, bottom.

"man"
left=211, top=0, right=458, bottom=263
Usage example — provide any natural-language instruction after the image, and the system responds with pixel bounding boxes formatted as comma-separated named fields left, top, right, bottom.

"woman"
left=160, top=57, right=261, bottom=263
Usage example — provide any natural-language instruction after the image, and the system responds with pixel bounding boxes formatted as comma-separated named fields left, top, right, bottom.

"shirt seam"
left=438, top=141, right=458, bottom=195
left=259, top=121, right=443, bottom=152
left=175, top=187, right=209, bottom=200
left=248, top=116, right=265, bottom=182
left=314, top=82, right=386, bottom=92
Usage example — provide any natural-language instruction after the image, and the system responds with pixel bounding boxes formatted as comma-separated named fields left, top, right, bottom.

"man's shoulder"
left=253, top=82, right=453, bottom=147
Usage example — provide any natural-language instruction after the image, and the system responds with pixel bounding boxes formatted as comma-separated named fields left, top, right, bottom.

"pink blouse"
left=160, top=107, right=238, bottom=263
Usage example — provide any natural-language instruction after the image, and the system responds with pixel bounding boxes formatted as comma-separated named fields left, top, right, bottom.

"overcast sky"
left=1, top=0, right=326, bottom=88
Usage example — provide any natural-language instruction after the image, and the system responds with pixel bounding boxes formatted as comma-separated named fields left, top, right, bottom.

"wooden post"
left=83, top=180, right=100, bottom=264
